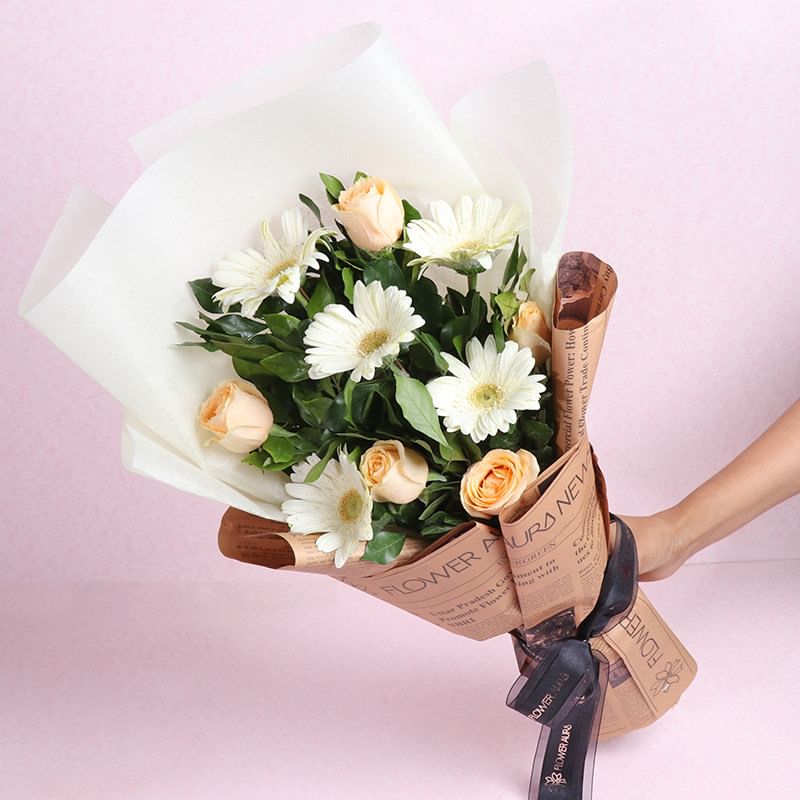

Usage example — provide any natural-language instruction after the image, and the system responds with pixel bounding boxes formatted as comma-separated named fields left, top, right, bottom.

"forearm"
left=664, top=399, right=800, bottom=560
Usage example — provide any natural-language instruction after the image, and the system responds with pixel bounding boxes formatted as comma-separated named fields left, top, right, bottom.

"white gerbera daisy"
left=404, top=195, right=524, bottom=273
left=303, top=280, right=424, bottom=382
left=427, top=337, right=546, bottom=443
left=282, top=452, right=373, bottom=568
left=212, top=207, right=334, bottom=316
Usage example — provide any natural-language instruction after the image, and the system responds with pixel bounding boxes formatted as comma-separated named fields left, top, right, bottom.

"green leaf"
left=260, top=313, right=302, bottom=340
left=242, top=451, right=268, bottom=470
left=487, top=425, right=522, bottom=450
left=292, top=385, right=331, bottom=426
left=414, top=332, right=449, bottom=373
left=188, top=278, right=225, bottom=314
left=265, top=424, right=297, bottom=439
left=177, top=340, right=220, bottom=353
left=304, top=440, right=339, bottom=483
left=319, top=173, right=346, bottom=204
left=394, top=372, right=448, bottom=448
left=519, top=267, right=535, bottom=295
left=439, top=431, right=467, bottom=463
left=371, top=505, right=393, bottom=525
left=363, top=256, right=406, bottom=289
left=299, top=193, right=323, bottom=225
left=181, top=317, right=287, bottom=358
left=502, top=236, right=521, bottom=289
left=419, top=492, right=450, bottom=522
left=306, top=273, right=337, bottom=318
left=350, top=380, right=385, bottom=425
left=342, top=267, right=355, bottom=302
left=216, top=342, right=276, bottom=361
left=363, top=530, right=407, bottom=565
left=492, top=314, right=505, bottom=351
left=347, top=446, right=362, bottom=464
left=495, top=291, right=520, bottom=322
left=343, top=379, right=356, bottom=424
left=467, top=291, right=488, bottom=334
left=406, top=343, right=440, bottom=376
left=258, top=351, right=309, bottom=382
left=263, top=432, right=295, bottom=463
left=440, top=315, right=472, bottom=356
left=446, top=288, right=467, bottom=315
left=353, top=170, right=368, bottom=182
left=516, top=246, right=529, bottom=277
left=205, top=313, right=270, bottom=342
left=232, top=356, right=268, bottom=380
left=520, top=418, right=553, bottom=448
left=402, top=199, right=421, bottom=224
left=419, top=510, right=467, bottom=537
left=323, top=391, right=350, bottom=433
left=409, top=277, right=442, bottom=330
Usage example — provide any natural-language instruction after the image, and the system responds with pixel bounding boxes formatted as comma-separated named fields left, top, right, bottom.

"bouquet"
left=20, top=24, right=696, bottom=800
left=183, top=171, right=554, bottom=569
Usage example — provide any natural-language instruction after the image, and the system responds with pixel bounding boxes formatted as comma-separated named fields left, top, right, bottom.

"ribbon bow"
left=506, top=515, right=638, bottom=800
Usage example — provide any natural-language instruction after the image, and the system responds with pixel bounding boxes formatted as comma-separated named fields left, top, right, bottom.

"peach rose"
left=360, top=440, right=428, bottom=504
left=460, top=449, right=539, bottom=519
left=198, top=379, right=273, bottom=454
left=510, top=300, right=551, bottom=365
left=333, top=176, right=405, bottom=251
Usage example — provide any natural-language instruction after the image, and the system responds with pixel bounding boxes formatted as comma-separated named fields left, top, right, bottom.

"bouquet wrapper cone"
left=218, top=252, right=697, bottom=755
left=498, top=252, right=697, bottom=739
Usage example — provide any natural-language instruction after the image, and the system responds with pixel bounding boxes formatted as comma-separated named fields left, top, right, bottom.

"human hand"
left=619, top=511, right=690, bottom=581
left=621, top=400, right=799, bottom=582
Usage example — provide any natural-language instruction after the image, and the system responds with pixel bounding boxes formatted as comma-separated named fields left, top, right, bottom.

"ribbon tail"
left=528, top=656, right=609, bottom=800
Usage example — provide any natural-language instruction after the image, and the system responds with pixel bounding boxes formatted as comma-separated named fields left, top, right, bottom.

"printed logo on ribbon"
left=545, top=772, right=567, bottom=790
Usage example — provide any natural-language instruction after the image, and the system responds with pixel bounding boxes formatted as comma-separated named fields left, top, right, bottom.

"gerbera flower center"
left=338, top=489, right=364, bottom=522
left=457, top=238, right=484, bottom=251
left=267, top=256, right=298, bottom=279
left=358, top=329, right=390, bottom=356
left=469, top=382, right=505, bottom=410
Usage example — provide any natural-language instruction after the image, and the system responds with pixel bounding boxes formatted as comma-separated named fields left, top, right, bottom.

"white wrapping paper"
left=20, top=23, right=572, bottom=520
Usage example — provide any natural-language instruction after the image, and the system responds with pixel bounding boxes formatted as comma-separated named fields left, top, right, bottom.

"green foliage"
left=402, top=199, right=421, bottom=224
left=363, top=256, right=406, bottom=289
left=298, top=193, right=322, bottom=225
left=319, top=173, right=346, bottom=204
left=494, top=291, right=520, bottom=322
left=306, top=273, right=337, bottom=318
left=363, top=530, right=407, bottom=564
left=188, top=278, right=226, bottom=313
left=393, top=372, right=449, bottom=449
left=257, top=351, right=309, bottom=382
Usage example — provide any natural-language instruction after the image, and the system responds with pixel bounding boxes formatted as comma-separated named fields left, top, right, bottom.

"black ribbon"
left=506, top=515, right=638, bottom=800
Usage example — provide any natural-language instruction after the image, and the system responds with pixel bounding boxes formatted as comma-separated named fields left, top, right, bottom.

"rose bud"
left=360, top=440, right=428, bottom=504
left=510, top=300, right=551, bottom=365
left=333, top=176, right=405, bottom=252
left=460, top=449, right=539, bottom=519
left=198, top=379, right=274, bottom=454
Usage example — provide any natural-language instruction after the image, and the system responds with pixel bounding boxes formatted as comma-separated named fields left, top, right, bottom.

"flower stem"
left=296, top=290, right=309, bottom=309
left=467, top=273, right=478, bottom=294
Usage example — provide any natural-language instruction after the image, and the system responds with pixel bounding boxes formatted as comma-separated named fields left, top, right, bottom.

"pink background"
left=2, top=1, right=799, bottom=798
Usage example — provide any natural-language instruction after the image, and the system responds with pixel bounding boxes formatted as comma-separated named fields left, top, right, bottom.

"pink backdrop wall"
left=3, top=4, right=800, bottom=799
left=3, top=1, right=798, bottom=576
